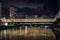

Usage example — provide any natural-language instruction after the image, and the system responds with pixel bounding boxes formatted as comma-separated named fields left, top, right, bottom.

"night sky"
left=1, top=0, right=58, bottom=18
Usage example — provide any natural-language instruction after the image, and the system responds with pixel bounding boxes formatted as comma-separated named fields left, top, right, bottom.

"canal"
left=0, top=27, right=55, bottom=40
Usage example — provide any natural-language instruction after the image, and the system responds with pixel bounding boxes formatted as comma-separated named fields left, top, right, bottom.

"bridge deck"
left=1, top=19, right=56, bottom=22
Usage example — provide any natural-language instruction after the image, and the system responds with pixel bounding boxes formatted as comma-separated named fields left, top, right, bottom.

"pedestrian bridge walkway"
left=1, top=18, right=56, bottom=23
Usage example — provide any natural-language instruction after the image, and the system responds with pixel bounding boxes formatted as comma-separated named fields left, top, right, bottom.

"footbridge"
left=0, top=18, right=56, bottom=23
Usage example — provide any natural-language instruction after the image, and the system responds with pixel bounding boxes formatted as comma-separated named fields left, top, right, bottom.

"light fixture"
left=5, top=23, right=8, bottom=26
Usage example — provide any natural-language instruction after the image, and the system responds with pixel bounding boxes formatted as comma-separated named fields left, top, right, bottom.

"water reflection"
left=0, top=27, right=55, bottom=40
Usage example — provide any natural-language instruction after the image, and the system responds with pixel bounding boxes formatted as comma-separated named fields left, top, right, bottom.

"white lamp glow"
left=5, top=23, right=8, bottom=26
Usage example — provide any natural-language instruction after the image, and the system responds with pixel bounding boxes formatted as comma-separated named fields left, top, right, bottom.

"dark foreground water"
left=0, top=27, right=55, bottom=40
left=0, top=36, right=50, bottom=40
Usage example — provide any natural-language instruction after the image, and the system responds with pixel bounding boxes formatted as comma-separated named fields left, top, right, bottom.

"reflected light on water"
left=0, top=27, right=55, bottom=40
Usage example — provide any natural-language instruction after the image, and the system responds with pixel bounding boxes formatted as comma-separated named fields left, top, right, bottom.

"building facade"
left=9, top=6, right=16, bottom=19
left=0, top=2, right=1, bottom=18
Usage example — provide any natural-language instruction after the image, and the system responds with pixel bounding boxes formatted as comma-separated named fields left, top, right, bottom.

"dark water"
left=0, top=27, right=54, bottom=40
left=0, top=35, right=49, bottom=40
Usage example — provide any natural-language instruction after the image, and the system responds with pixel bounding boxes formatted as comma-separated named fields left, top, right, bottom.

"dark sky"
left=1, top=0, right=58, bottom=10
left=1, top=0, right=58, bottom=18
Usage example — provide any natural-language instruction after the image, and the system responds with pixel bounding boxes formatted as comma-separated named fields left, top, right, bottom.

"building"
left=9, top=5, right=17, bottom=19
left=0, top=2, right=1, bottom=18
